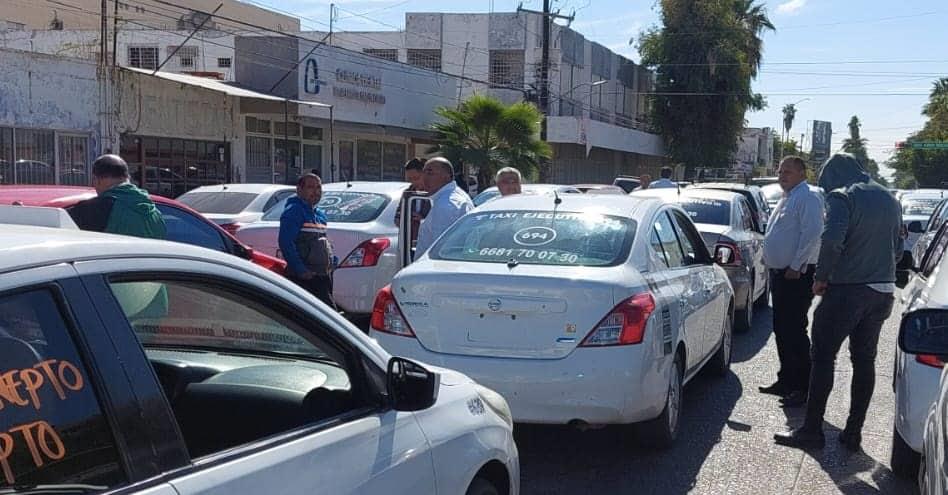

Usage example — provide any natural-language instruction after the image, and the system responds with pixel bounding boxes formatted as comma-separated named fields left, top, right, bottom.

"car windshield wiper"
left=0, top=483, right=107, bottom=494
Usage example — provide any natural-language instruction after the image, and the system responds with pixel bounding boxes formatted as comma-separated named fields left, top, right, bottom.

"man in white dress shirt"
left=415, top=157, right=474, bottom=257
left=649, top=167, right=678, bottom=189
left=759, top=156, right=825, bottom=407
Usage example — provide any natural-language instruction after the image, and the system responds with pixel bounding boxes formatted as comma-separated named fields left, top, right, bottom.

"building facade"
left=732, top=127, right=775, bottom=175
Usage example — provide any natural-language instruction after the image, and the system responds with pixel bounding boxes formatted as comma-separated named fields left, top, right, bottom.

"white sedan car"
left=176, top=183, right=296, bottom=234
left=893, top=219, right=948, bottom=478
left=236, top=182, right=410, bottom=315
left=0, top=210, right=518, bottom=495
left=371, top=194, right=734, bottom=446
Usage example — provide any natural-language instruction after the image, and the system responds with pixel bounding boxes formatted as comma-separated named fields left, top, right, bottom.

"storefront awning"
left=123, top=67, right=332, bottom=115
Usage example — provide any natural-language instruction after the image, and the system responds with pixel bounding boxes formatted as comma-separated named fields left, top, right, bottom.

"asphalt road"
left=515, top=295, right=917, bottom=495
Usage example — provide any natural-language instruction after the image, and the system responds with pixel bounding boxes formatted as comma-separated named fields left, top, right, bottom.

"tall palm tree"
left=923, top=78, right=948, bottom=118
left=782, top=103, right=797, bottom=151
left=733, top=0, right=775, bottom=77
left=428, top=95, right=552, bottom=189
left=842, top=115, right=868, bottom=153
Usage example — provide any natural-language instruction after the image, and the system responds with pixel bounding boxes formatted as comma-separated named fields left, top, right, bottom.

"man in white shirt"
left=759, top=156, right=825, bottom=406
left=649, top=167, right=678, bottom=189
left=496, top=167, right=523, bottom=196
left=415, top=157, right=474, bottom=257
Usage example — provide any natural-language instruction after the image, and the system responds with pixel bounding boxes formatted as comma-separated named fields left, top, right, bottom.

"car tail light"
left=916, top=354, right=946, bottom=368
left=371, top=285, right=415, bottom=337
left=714, top=242, right=743, bottom=266
left=339, top=238, right=391, bottom=268
left=580, top=292, right=656, bottom=347
left=220, top=222, right=244, bottom=235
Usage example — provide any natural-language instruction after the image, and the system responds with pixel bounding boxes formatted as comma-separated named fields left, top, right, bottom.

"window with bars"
left=217, top=57, right=231, bottom=68
left=128, top=46, right=159, bottom=70
left=489, top=50, right=525, bottom=88
left=245, top=116, right=272, bottom=134
left=168, top=45, right=198, bottom=68
left=363, top=49, right=398, bottom=62
left=407, top=49, right=441, bottom=72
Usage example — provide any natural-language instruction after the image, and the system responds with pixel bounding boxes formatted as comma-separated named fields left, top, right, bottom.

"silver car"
left=900, top=192, right=948, bottom=270
left=919, top=366, right=948, bottom=494
left=634, top=188, right=768, bottom=332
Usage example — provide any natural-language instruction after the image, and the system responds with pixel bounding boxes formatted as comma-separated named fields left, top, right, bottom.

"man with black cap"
left=69, top=154, right=166, bottom=239
left=774, top=153, right=903, bottom=451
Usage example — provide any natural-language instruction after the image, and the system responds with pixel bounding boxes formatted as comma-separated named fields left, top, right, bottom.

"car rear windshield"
left=262, top=191, right=390, bottom=223
left=430, top=210, right=635, bottom=267
left=903, top=199, right=941, bottom=216
left=679, top=198, right=731, bottom=226
left=177, top=191, right=258, bottom=214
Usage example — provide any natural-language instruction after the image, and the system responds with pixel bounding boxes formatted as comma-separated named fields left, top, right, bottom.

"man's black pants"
left=770, top=266, right=816, bottom=392
left=289, top=274, right=336, bottom=310
left=804, top=285, right=894, bottom=433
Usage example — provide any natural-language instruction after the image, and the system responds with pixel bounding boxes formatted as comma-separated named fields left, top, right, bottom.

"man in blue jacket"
left=279, top=173, right=335, bottom=309
left=775, top=153, right=903, bottom=450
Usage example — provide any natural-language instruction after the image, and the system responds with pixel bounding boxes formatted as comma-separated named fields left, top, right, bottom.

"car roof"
left=0, top=184, right=185, bottom=208
left=634, top=188, right=740, bottom=203
left=181, top=183, right=295, bottom=194
left=322, top=181, right=410, bottom=196
left=475, top=191, right=657, bottom=218
left=0, top=224, right=242, bottom=274
left=480, top=184, right=580, bottom=194
left=691, top=182, right=760, bottom=192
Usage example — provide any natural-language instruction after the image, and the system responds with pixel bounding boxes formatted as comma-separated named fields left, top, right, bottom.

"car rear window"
left=262, top=191, right=390, bottom=223
left=430, top=210, right=635, bottom=267
left=679, top=198, right=731, bottom=226
left=177, top=191, right=258, bottom=214
left=903, top=199, right=941, bottom=216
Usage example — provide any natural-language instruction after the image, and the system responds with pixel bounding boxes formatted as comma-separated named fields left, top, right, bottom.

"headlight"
left=475, top=385, right=514, bottom=428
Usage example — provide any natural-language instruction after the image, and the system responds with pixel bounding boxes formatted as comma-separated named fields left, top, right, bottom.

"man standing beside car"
left=775, top=153, right=902, bottom=450
left=69, top=154, right=166, bottom=239
left=760, top=156, right=824, bottom=406
left=415, top=157, right=473, bottom=257
left=279, top=173, right=336, bottom=309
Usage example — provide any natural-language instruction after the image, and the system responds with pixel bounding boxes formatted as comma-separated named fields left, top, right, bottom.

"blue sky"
left=257, top=0, right=945, bottom=175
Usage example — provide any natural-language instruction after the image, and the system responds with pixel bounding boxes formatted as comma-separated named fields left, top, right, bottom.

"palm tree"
left=923, top=78, right=948, bottom=118
left=842, top=115, right=867, bottom=152
left=733, top=0, right=775, bottom=77
left=782, top=103, right=797, bottom=151
left=428, top=95, right=551, bottom=190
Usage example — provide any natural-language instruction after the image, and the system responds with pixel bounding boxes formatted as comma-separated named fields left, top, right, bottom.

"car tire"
left=891, top=423, right=921, bottom=478
left=709, top=311, right=732, bottom=377
left=466, top=476, right=501, bottom=495
left=636, top=353, right=683, bottom=449
left=735, top=284, right=753, bottom=333
left=754, top=275, right=769, bottom=308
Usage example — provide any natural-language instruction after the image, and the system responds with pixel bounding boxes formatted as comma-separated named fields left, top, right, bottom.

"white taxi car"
left=371, top=194, right=734, bottom=446
left=0, top=209, right=518, bottom=495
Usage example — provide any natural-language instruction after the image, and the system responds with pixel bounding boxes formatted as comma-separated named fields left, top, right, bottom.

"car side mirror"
left=898, top=310, right=948, bottom=359
left=908, top=221, right=925, bottom=234
left=387, top=357, right=439, bottom=411
left=713, top=245, right=735, bottom=265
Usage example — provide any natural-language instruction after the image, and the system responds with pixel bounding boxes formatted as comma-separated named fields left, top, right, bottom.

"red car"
left=0, top=185, right=286, bottom=275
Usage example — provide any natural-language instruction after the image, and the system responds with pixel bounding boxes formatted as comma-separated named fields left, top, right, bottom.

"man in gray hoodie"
left=775, top=153, right=903, bottom=450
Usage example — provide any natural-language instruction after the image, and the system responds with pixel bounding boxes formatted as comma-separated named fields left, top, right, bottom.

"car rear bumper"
left=896, top=355, right=943, bottom=451
left=371, top=331, right=669, bottom=425
left=333, top=253, right=398, bottom=314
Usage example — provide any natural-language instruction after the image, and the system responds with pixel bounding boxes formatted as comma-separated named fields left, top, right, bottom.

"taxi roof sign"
left=0, top=205, right=79, bottom=229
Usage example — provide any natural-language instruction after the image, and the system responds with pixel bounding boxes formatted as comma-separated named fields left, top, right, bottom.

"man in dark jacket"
left=279, top=173, right=336, bottom=308
left=69, top=154, right=166, bottom=239
left=775, top=153, right=903, bottom=450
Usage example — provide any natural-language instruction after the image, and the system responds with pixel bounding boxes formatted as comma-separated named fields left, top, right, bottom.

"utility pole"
left=329, top=4, right=334, bottom=47
left=517, top=2, right=573, bottom=182
left=100, top=0, right=108, bottom=66
left=458, top=41, right=470, bottom=107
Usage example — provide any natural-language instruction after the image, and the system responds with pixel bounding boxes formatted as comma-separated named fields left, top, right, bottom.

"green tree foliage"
left=841, top=115, right=886, bottom=185
left=639, top=0, right=774, bottom=175
left=888, top=78, right=948, bottom=188
left=428, top=95, right=551, bottom=188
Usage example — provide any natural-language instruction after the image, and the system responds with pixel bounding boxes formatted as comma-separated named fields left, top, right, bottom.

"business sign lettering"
left=333, top=68, right=386, bottom=104
left=304, top=58, right=321, bottom=95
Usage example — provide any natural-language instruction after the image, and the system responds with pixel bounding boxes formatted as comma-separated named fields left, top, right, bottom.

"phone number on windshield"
left=478, top=248, right=579, bottom=263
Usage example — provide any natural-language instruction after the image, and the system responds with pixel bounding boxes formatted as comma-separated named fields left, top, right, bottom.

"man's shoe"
left=838, top=429, right=862, bottom=451
left=780, top=390, right=808, bottom=407
left=759, top=382, right=790, bottom=396
left=774, top=427, right=825, bottom=449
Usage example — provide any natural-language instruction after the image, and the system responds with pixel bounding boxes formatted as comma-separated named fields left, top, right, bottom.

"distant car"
left=236, top=182, right=410, bottom=315
left=0, top=220, right=519, bottom=495
left=371, top=193, right=734, bottom=447
left=0, top=185, right=286, bottom=275
left=573, top=184, right=626, bottom=195
left=750, top=177, right=779, bottom=187
left=912, top=198, right=948, bottom=267
left=690, top=183, right=771, bottom=232
left=612, top=176, right=641, bottom=193
left=634, top=188, right=768, bottom=331
left=472, top=184, right=581, bottom=207
left=760, top=183, right=825, bottom=210
left=176, top=183, right=296, bottom=235
left=900, top=192, right=947, bottom=270
left=920, top=366, right=948, bottom=494
left=893, top=220, right=948, bottom=479
left=0, top=159, right=55, bottom=184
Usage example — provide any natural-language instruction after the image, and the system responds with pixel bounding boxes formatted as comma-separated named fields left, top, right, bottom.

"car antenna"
left=553, top=189, right=562, bottom=205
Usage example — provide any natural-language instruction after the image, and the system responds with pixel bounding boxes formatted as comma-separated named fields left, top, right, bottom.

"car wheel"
left=636, top=353, right=683, bottom=448
left=891, top=423, right=921, bottom=478
left=754, top=275, right=769, bottom=308
left=735, top=284, right=753, bottom=333
left=709, top=311, right=732, bottom=377
left=466, top=476, right=501, bottom=495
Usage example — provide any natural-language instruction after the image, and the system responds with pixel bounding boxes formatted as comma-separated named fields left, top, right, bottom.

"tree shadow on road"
left=515, top=368, right=744, bottom=494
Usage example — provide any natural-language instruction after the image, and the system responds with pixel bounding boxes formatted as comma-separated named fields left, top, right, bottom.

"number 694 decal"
left=513, top=226, right=557, bottom=246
